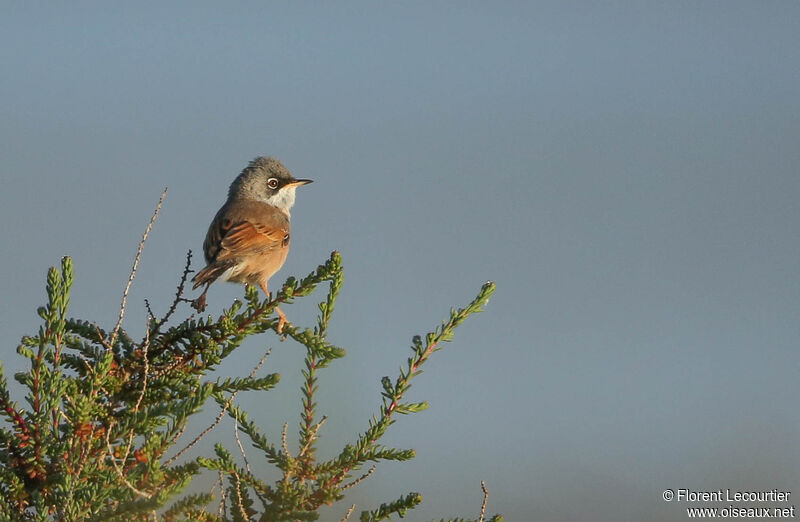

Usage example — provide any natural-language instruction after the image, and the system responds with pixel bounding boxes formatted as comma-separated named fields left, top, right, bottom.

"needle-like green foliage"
left=0, top=200, right=500, bottom=521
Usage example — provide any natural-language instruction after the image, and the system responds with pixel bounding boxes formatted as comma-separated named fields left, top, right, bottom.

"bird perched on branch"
left=192, top=156, right=312, bottom=332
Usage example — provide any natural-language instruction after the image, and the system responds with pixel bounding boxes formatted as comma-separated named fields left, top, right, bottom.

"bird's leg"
left=261, top=281, right=287, bottom=334
left=275, top=307, right=288, bottom=335
left=192, top=283, right=211, bottom=312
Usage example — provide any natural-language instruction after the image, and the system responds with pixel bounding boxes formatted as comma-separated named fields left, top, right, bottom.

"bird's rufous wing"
left=202, top=200, right=290, bottom=264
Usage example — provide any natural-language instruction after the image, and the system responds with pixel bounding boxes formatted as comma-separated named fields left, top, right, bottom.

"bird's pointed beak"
left=289, top=178, right=313, bottom=187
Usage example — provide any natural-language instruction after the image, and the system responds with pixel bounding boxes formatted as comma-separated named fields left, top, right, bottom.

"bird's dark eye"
left=267, top=178, right=279, bottom=189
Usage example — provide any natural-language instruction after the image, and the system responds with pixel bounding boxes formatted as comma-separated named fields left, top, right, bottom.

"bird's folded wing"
left=217, top=219, right=287, bottom=259
left=202, top=200, right=290, bottom=263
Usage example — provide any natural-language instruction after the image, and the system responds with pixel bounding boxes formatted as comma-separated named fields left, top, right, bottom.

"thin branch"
left=341, top=465, right=375, bottom=490
left=165, top=398, right=229, bottom=466
left=234, top=417, right=252, bottom=475
left=164, top=420, right=188, bottom=452
left=146, top=262, right=332, bottom=363
left=165, top=348, right=271, bottom=466
left=233, top=471, right=248, bottom=521
left=328, top=282, right=495, bottom=489
left=158, top=250, right=194, bottom=325
left=341, top=504, right=356, bottom=522
left=479, top=481, right=489, bottom=522
left=281, top=422, right=291, bottom=459
left=120, top=322, right=151, bottom=467
left=93, top=323, right=113, bottom=351
left=105, top=426, right=152, bottom=499
left=216, top=470, right=226, bottom=519
left=148, top=250, right=194, bottom=342
left=133, top=323, right=150, bottom=414
left=109, top=188, right=167, bottom=349
left=144, top=299, right=156, bottom=322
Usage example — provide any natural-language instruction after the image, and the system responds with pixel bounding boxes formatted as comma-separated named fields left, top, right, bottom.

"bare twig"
left=165, top=348, right=271, bottom=465
left=234, top=417, right=252, bottom=475
left=133, top=324, right=150, bottom=414
left=165, top=420, right=188, bottom=451
left=148, top=250, right=194, bottom=342
left=109, top=188, right=167, bottom=350
left=119, top=323, right=151, bottom=466
left=340, top=504, right=356, bottom=521
left=93, top=323, right=113, bottom=351
left=233, top=471, right=248, bottom=521
left=342, top=465, right=375, bottom=490
left=105, top=426, right=152, bottom=499
left=216, top=470, right=226, bottom=518
left=165, top=399, right=229, bottom=466
left=281, top=422, right=291, bottom=459
left=158, top=250, right=194, bottom=326
left=479, top=480, right=489, bottom=522
left=279, top=421, right=295, bottom=488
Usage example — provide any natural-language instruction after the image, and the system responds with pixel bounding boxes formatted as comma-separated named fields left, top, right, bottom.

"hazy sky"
left=1, top=3, right=798, bottom=520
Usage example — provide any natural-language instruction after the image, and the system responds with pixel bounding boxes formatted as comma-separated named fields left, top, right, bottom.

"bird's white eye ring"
left=267, top=178, right=279, bottom=189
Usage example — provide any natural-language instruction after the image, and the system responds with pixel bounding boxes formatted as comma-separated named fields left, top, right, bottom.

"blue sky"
left=1, top=3, right=798, bottom=520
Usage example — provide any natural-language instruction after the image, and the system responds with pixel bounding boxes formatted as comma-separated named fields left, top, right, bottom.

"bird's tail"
left=192, top=261, right=234, bottom=289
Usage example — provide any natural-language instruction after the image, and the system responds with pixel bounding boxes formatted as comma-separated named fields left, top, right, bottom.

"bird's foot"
left=276, top=306, right=288, bottom=336
left=191, top=293, right=208, bottom=312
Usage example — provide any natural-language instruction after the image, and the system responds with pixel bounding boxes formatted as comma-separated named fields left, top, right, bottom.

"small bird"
left=192, top=157, right=312, bottom=332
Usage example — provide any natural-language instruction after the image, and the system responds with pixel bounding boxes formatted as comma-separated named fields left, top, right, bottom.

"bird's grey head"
left=228, top=156, right=312, bottom=215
